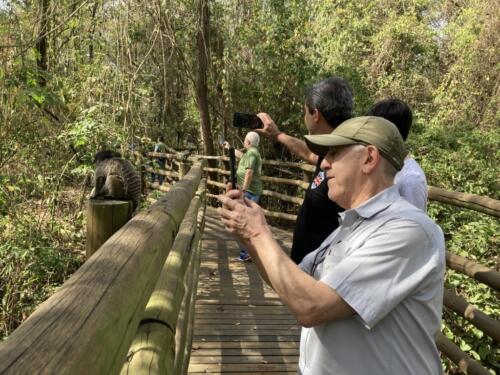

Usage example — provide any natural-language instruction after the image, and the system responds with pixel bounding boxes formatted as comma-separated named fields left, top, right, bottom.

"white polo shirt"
left=395, top=157, right=428, bottom=211
left=299, top=185, right=445, bottom=375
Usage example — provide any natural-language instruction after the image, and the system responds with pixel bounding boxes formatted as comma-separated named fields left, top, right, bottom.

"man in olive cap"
left=217, top=116, right=445, bottom=375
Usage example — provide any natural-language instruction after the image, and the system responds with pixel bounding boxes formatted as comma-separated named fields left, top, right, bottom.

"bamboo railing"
left=0, top=161, right=207, bottom=375
left=144, top=150, right=499, bottom=375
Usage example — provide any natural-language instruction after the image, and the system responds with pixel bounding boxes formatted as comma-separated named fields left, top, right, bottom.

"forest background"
left=0, top=0, right=498, bottom=372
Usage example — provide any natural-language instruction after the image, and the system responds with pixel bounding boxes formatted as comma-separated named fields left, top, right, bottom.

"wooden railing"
left=143, top=151, right=499, bottom=375
left=0, top=160, right=207, bottom=375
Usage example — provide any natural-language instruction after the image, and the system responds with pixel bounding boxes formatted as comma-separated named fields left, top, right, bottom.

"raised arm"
left=222, top=141, right=244, bottom=158
left=256, top=113, right=318, bottom=165
left=217, top=192, right=354, bottom=327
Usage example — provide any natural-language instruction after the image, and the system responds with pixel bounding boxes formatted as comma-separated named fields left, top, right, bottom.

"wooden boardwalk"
left=188, top=207, right=300, bottom=374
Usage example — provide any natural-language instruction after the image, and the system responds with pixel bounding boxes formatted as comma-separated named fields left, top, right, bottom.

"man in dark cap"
left=257, top=77, right=353, bottom=264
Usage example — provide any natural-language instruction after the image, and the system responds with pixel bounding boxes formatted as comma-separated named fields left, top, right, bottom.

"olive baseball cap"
left=304, top=116, right=407, bottom=170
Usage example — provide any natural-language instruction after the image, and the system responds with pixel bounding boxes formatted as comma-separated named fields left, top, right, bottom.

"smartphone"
left=228, top=147, right=237, bottom=189
left=233, top=112, right=263, bottom=129
left=218, top=134, right=225, bottom=145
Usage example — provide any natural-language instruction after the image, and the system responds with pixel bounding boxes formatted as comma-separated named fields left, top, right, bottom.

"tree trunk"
left=88, top=1, right=99, bottom=63
left=195, top=0, right=215, bottom=156
left=36, top=0, right=50, bottom=86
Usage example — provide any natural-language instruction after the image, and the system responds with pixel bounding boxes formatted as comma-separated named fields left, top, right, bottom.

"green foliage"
left=433, top=0, right=499, bottom=129
left=0, top=212, right=84, bottom=338
left=0, top=0, right=498, bottom=372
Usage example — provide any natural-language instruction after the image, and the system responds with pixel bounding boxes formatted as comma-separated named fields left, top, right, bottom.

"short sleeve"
left=244, top=152, right=257, bottom=171
left=321, top=219, right=441, bottom=329
left=299, top=250, right=316, bottom=274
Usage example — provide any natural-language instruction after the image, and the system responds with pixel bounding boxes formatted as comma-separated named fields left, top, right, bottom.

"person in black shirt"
left=256, top=77, right=354, bottom=263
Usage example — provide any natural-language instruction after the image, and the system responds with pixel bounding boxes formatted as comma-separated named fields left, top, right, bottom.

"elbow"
left=297, top=315, right=315, bottom=328
left=294, top=304, right=321, bottom=328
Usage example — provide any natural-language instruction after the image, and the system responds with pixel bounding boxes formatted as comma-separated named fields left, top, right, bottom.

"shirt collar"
left=340, top=185, right=400, bottom=222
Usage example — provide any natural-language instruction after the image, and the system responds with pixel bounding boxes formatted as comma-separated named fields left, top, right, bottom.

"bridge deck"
left=188, top=207, right=299, bottom=374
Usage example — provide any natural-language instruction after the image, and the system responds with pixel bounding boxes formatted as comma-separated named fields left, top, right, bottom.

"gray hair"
left=245, top=131, right=260, bottom=147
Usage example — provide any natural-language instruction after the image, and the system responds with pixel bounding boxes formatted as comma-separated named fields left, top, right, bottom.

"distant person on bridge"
left=152, top=136, right=167, bottom=185
left=256, top=77, right=354, bottom=264
left=218, top=116, right=445, bottom=375
left=223, top=131, right=262, bottom=262
left=366, top=99, right=428, bottom=211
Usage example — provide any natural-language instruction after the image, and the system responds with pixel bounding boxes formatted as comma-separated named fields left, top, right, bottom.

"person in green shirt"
left=152, top=136, right=167, bottom=185
left=223, top=131, right=262, bottom=261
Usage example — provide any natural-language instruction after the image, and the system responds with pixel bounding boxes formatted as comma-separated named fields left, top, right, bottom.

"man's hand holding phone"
left=255, top=113, right=282, bottom=141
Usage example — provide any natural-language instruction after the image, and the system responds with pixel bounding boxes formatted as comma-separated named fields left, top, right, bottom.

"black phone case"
left=233, top=113, right=263, bottom=129
left=229, top=147, right=237, bottom=189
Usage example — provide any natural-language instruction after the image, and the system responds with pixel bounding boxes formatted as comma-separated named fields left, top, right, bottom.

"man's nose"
left=320, top=157, right=330, bottom=171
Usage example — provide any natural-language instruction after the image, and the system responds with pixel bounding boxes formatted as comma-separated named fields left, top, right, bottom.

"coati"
left=91, top=150, right=141, bottom=211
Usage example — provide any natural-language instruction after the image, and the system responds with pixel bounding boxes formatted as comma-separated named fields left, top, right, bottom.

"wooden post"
left=86, top=200, right=133, bottom=259
left=178, top=162, right=191, bottom=179
left=140, top=164, right=147, bottom=194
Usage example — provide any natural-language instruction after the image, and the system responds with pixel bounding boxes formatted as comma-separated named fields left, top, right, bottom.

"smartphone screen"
left=233, top=112, right=263, bottom=129
left=218, top=135, right=225, bottom=145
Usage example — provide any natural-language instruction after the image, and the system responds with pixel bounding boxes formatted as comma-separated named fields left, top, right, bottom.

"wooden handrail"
left=443, top=289, right=500, bottom=342
left=428, top=186, right=500, bottom=217
left=175, top=192, right=206, bottom=373
left=122, top=181, right=206, bottom=373
left=0, top=162, right=206, bottom=375
left=261, top=175, right=309, bottom=189
left=144, top=165, right=180, bottom=178
left=435, top=332, right=490, bottom=375
left=206, top=180, right=303, bottom=213
left=205, top=191, right=298, bottom=221
left=446, top=251, right=500, bottom=291
left=144, top=152, right=500, bottom=216
left=197, top=154, right=315, bottom=172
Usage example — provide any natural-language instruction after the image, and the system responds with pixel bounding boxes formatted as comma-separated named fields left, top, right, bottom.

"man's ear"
left=313, top=109, right=323, bottom=124
left=361, top=145, right=381, bottom=173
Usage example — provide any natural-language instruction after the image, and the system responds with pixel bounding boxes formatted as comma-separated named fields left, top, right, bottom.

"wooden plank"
left=196, top=314, right=297, bottom=324
left=195, top=298, right=284, bottom=305
left=195, top=319, right=298, bottom=325
left=188, top=363, right=298, bottom=372
left=191, top=348, right=299, bottom=356
left=193, top=335, right=300, bottom=343
left=194, top=306, right=291, bottom=312
left=194, top=325, right=298, bottom=332
left=189, top=372, right=295, bottom=375
left=189, top=355, right=299, bottom=364
left=194, top=329, right=299, bottom=336
left=191, top=341, right=299, bottom=349
left=188, top=206, right=298, bottom=373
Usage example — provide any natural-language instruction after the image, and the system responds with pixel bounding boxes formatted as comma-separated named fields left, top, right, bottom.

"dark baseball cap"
left=304, top=116, right=407, bottom=170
